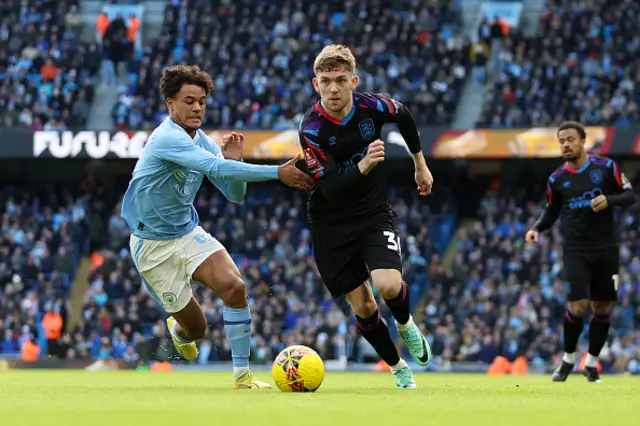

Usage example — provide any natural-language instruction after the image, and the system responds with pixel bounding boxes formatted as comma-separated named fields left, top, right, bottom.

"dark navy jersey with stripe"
left=539, top=155, right=634, bottom=251
left=298, top=92, right=419, bottom=224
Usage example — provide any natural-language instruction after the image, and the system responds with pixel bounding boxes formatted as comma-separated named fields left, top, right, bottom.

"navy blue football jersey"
left=298, top=92, right=416, bottom=224
left=542, top=156, right=633, bottom=250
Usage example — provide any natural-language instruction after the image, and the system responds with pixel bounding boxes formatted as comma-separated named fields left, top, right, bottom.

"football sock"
left=563, top=310, right=584, bottom=356
left=384, top=281, right=411, bottom=325
left=389, top=358, right=408, bottom=373
left=170, top=319, right=192, bottom=343
left=562, top=352, right=576, bottom=364
left=585, top=354, right=599, bottom=368
left=223, top=306, right=251, bottom=370
left=356, top=309, right=400, bottom=367
left=588, top=312, right=610, bottom=360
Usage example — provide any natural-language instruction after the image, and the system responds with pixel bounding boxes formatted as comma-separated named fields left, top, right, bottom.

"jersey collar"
left=314, top=95, right=356, bottom=126
left=563, top=157, right=591, bottom=174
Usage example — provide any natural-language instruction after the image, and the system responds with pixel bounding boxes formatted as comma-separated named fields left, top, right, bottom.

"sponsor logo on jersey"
left=567, top=188, right=603, bottom=210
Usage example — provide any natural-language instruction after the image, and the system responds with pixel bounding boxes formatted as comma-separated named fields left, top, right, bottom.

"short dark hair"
left=557, top=121, right=586, bottom=139
left=159, top=65, right=214, bottom=100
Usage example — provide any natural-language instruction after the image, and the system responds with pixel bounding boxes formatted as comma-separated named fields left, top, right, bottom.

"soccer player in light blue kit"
left=121, top=65, right=314, bottom=388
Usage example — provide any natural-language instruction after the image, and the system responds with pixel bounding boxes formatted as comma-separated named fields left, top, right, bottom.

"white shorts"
left=129, top=226, right=224, bottom=313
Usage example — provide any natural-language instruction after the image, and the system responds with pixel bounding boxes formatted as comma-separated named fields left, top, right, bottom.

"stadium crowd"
left=3, top=173, right=638, bottom=374
left=113, top=0, right=470, bottom=130
left=477, top=0, right=640, bottom=128
left=423, top=178, right=640, bottom=373
left=0, top=0, right=99, bottom=130
left=2, top=0, right=640, bottom=375
left=0, top=184, right=88, bottom=359
left=78, top=183, right=452, bottom=365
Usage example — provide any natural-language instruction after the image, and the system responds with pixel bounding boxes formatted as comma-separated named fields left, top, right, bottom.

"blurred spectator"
left=478, top=0, right=640, bottom=128
left=0, top=185, right=89, bottom=358
left=42, top=306, right=63, bottom=357
left=423, top=174, right=640, bottom=373
left=0, top=0, right=97, bottom=129
left=75, top=182, right=451, bottom=364
left=115, top=0, right=470, bottom=130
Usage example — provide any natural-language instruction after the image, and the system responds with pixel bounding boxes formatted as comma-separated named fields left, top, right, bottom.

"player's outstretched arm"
left=152, top=131, right=314, bottom=190
left=202, top=133, right=247, bottom=203
left=530, top=178, right=562, bottom=235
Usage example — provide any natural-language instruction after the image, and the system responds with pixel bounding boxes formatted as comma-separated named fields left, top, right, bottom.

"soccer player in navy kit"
left=526, top=121, right=636, bottom=383
left=297, top=45, right=434, bottom=388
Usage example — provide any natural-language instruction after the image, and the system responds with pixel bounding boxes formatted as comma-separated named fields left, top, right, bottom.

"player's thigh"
left=183, top=231, right=243, bottom=301
left=563, top=251, right=591, bottom=302
left=590, top=248, right=620, bottom=303
left=345, top=281, right=378, bottom=318
left=311, top=224, right=365, bottom=299
left=130, top=235, right=193, bottom=314
left=319, top=254, right=371, bottom=299
left=360, top=218, right=403, bottom=294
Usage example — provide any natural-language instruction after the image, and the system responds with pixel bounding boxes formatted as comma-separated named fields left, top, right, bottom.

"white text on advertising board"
left=33, top=131, right=148, bottom=158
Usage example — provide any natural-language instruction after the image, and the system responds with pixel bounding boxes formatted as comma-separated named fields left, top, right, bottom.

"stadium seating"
left=114, top=0, right=470, bottom=130
left=422, top=178, right=640, bottom=373
left=8, top=172, right=638, bottom=373
left=0, top=0, right=97, bottom=129
left=78, top=183, right=454, bottom=363
left=477, top=0, right=640, bottom=128
left=0, top=185, right=89, bottom=359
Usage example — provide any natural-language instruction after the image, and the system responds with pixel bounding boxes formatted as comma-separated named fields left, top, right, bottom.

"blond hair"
left=313, top=44, right=356, bottom=74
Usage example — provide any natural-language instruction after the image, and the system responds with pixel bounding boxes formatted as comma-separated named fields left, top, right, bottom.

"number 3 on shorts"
left=612, top=274, right=619, bottom=291
left=383, top=231, right=401, bottom=255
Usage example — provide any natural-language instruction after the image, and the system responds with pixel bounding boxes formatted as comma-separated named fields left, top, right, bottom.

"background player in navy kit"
left=525, top=121, right=636, bottom=383
left=297, top=45, right=434, bottom=389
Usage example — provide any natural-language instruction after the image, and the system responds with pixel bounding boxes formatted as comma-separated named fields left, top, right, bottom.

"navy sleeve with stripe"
left=531, top=169, right=564, bottom=232
left=360, top=92, right=422, bottom=154
left=298, top=119, right=365, bottom=201
left=606, top=158, right=636, bottom=206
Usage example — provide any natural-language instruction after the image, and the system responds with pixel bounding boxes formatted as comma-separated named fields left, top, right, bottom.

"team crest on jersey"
left=358, top=118, right=375, bottom=140
left=589, top=169, right=603, bottom=184
left=162, top=292, right=177, bottom=305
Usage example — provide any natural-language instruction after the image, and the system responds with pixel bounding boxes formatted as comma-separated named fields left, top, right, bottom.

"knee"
left=219, top=274, right=247, bottom=308
left=568, top=300, right=589, bottom=317
left=591, top=301, right=612, bottom=314
left=375, top=280, right=402, bottom=300
left=351, top=300, right=378, bottom=319
left=370, top=270, right=402, bottom=299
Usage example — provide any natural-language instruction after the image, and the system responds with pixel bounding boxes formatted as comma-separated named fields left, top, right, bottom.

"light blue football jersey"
left=122, top=117, right=279, bottom=240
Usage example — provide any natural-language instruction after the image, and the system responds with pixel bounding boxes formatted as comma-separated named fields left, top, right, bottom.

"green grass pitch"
left=1, top=371, right=638, bottom=426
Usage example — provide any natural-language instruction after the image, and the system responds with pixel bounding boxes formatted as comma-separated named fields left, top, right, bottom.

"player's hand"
left=278, top=154, right=316, bottom=191
left=525, top=230, right=539, bottom=244
left=591, top=195, right=609, bottom=212
left=221, top=132, right=244, bottom=161
left=358, top=140, right=385, bottom=176
left=415, top=166, right=433, bottom=196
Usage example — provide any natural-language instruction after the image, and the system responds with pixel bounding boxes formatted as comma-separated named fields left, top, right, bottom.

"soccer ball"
left=271, top=345, right=325, bottom=392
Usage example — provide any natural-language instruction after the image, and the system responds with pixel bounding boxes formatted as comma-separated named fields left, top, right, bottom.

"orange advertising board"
left=432, top=127, right=614, bottom=158
left=207, top=130, right=302, bottom=159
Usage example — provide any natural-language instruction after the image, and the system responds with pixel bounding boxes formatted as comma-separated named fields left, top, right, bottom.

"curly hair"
left=159, top=65, right=214, bottom=99
left=557, top=121, right=587, bottom=140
